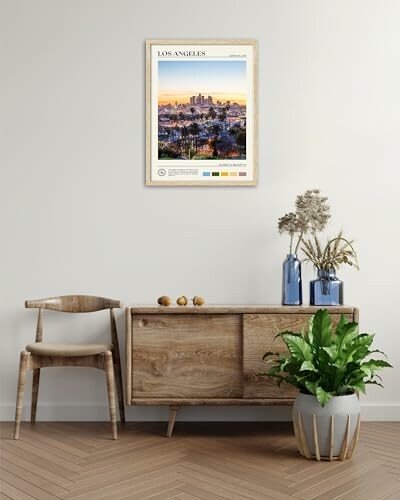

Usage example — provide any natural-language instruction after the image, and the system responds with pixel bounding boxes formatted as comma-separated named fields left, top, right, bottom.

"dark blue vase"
left=310, top=269, right=343, bottom=306
left=282, top=254, right=302, bottom=305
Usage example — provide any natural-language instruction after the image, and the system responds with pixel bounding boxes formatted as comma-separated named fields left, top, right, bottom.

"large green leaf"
left=356, top=333, right=375, bottom=347
left=282, top=334, right=312, bottom=361
left=338, top=322, right=359, bottom=351
left=339, top=334, right=373, bottom=362
left=346, top=345, right=373, bottom=364
left=300, top=360, right=317, bottom=372
left=322, top=346, right=338, bottom=362
left=311, top=309, right=332, bottom=347
left=348, top=381, right=366, bottom=394
left=334, top=314, right=349, bottom=346
left=316, top=386, right=333, bottom=407
left=305, top=380, right=318, bottom=395
left=361, top=359, right=393, bottom=370
left=316, top=347, right=331, bottom=367
left=360, top=365, right=372, bottom=378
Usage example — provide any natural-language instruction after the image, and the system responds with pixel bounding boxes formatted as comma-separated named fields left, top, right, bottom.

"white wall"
left=1, top=0, right=399, bottom=422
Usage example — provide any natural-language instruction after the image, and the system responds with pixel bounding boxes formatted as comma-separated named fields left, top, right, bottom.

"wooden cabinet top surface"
left=128, top=305, right=356, bottom=315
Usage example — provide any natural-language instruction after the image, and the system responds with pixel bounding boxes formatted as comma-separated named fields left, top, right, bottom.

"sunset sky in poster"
left=158, top=60, right=247, bottom=105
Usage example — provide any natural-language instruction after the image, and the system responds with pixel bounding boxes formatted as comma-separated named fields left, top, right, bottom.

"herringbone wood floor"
left=0, top=421, right=399, bottom=500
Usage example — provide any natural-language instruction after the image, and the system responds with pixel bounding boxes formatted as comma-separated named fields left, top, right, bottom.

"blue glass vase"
left=282, top=254, right=302, bottom=305
left=310, top=269, right=343, bottom=306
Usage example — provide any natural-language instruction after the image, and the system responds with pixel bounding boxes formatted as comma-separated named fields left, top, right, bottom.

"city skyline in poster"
left=158, top=60, right=247, bottom=161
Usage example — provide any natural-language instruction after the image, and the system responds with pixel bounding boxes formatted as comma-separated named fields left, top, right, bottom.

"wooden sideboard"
left=126, top=305, right=358, bottom=436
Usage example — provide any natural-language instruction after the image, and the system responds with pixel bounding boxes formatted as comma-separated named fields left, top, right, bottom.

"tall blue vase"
left=310, top=269, right=343, bottom=306
left=282, top=253, right=302, bottom=305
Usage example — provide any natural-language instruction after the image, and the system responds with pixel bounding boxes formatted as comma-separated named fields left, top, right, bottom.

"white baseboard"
left=359, top=404, right=400, bottom=421
left=1, top=403, right=400, bottom=421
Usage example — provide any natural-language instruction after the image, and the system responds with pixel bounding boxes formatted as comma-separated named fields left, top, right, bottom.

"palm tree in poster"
left=189, top=122, right=200, bottom=155
left=218, top=108, right=227, bottom=131
left=169, top=114, right=178, bottom=140
left=211, top=123, right=221, bottom=157
left=181, top=125, right=189, bottom=155
left=207, top=107, right=217, bottom=122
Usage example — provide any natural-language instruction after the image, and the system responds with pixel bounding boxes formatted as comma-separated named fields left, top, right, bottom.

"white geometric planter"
left=293, top=393, right=361, bottom=461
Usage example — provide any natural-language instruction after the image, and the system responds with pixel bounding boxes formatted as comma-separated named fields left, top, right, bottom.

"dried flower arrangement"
left=301, top=231, right=359, bottom=271
left=278, top=189, right=331, bottom=254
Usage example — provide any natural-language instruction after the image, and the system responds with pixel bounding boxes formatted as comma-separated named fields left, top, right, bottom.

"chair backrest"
left=25, top=295, right=122, bottom=343
left=25, top=295, right=121, bottom=313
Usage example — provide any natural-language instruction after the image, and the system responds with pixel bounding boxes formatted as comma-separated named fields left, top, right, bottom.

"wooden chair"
left=14, top=295, right=125, bottom=440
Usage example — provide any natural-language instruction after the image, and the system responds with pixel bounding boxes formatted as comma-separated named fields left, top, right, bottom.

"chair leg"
left=104, top=351, right=117, bottom=439
left=112, top=351, right=125, bottom=424
left=166, top=406, right=179, bottom=438
left=31, top=368, right=40, bottom=424
left=14, top=351, right=30, bottom=439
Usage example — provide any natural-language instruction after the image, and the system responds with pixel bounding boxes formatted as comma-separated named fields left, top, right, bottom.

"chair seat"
left=25, top=343, right=113, bottom=356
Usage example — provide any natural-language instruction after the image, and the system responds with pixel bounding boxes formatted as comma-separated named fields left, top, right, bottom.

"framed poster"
left=146, top=39, right=258, bottom=186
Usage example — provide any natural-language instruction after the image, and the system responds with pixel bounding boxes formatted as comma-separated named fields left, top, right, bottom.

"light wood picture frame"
left=146, top=39, right=258, bottom=186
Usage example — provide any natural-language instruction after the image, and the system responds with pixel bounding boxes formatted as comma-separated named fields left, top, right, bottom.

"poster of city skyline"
left=158, top=60, right=247, bottom=161
left=146, top=40, right=257, bottom=186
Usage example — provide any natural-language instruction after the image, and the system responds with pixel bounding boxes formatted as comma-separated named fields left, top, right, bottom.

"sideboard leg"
left=166, top=406, right=179, bottom=438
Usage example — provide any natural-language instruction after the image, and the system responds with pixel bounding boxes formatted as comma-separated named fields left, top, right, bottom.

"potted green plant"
left=261, top=309, right=391, bottom=460
left=301, top=231, right=359, bottom=306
